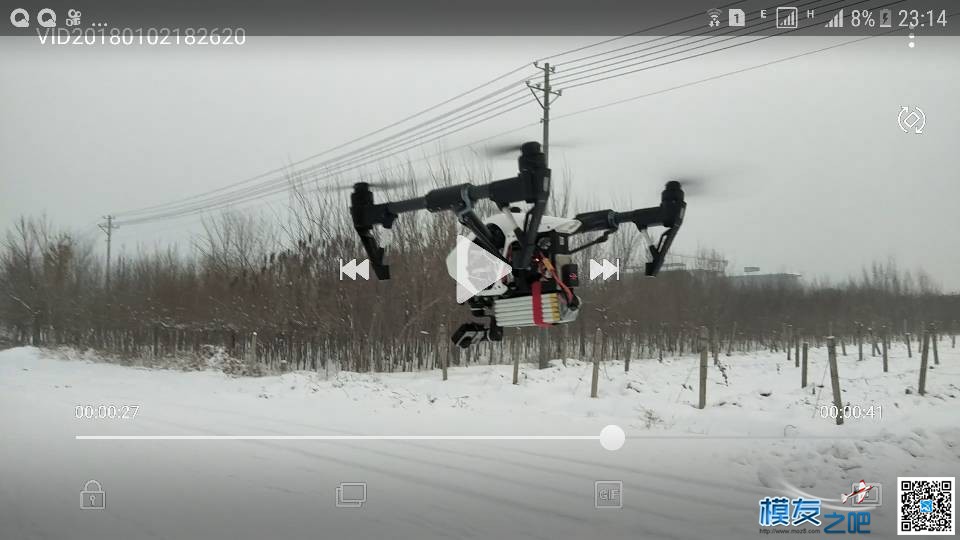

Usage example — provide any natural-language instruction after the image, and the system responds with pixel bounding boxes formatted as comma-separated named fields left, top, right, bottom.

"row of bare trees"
left=2, top=165, right=957, bottom=371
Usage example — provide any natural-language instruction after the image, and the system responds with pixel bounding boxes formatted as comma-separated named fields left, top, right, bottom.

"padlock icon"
left=81, top=480, right=105, bottom=509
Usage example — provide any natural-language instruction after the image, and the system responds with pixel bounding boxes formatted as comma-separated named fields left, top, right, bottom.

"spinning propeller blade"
left=316, top=179, right=418, bottom=194
left=479, top=140, right=583, bottom=159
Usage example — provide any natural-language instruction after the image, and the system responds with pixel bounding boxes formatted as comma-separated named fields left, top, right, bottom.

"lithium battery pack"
left=493, top=293, right=579, bottom=328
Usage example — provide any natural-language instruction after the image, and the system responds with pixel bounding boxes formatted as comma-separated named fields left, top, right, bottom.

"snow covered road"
left=1, top=343, right=957, bottom=539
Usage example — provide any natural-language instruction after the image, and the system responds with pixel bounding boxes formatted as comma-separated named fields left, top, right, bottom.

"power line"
left=552, top=0, right=791, bottom=69
left=203, top=0, right=868, bottom=204
left=117, top=95, right=535, bottom=224
left=533, top=0, right=745, bottom=64
left=551, top=0, right=882, bottom=89
left=116, top=30, right=751, bottom=224
left=112, top=4, right=758, bottom=224
left=553, top=30, right=898, bottom=121
left=111, top=1, right=905, bottom=227
left=114, top=90, right=534, bottom=224
left=549, top=0, right=822, bottom=82
left=126, top=28, right=902, bottom=231
left=116, top=98, right=535, bottom=225
left=115, top=65, right=538, bottom=219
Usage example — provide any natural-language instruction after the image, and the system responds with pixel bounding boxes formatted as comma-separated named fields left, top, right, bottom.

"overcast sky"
left=1, top=35, right=958, bottom=290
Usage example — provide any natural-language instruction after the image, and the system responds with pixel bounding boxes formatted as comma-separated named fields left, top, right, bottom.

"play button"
left=447, top=235, right=512, bottom=303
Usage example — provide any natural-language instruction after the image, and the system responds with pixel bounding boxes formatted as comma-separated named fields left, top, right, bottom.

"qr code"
left=898, top=477, right=955, bottom=535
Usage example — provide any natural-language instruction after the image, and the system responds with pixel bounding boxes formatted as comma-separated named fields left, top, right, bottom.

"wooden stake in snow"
left=801, top=342, right=808, bottom=388
left=442, top=342, right=450, bottom=382
left=827, top=337, right=844, bottom=426
left=727, top=321, right=737, bottom=356
left=590, top=328, right=602, bottom=398
left=882, top=326, right=889, bottom=373
left=698, top=326, right=708, bottom=409
left=931, top=323, right=940, bottom=365
left=786, top=324, right=792, bottom=361
left=712, top=324, right=719, bottom=366
left=658, top=324, right=664, bottom=363
left=857, top=322, right=864, bottom=361
left=919, top=328, right=930, bottom=396
left=511, top=330, right=520, bottom=385
left=624, top=337, right=633, bottom=373
left=538, top=329, right=549, bottom=369
left=559, top=325, right=568, bottom=366
left=794, top=329, right=800, bottom=368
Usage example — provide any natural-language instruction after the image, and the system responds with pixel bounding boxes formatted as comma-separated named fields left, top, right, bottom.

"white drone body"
left=445, top=208, right=581, bottom=299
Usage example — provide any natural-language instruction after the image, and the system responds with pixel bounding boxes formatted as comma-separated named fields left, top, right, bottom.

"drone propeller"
left=674, top=178, right=709, bottom=196
left=479, top=140, right=583, bottom=159
left=316, top=179, right=419, bottom=194
left=670, top=176, right=735, bottom=198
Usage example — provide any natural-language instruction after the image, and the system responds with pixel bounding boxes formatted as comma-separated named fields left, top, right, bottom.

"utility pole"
left=526, top=61, right=561, bottom=166
left=98, top=215, right=118, bottom=289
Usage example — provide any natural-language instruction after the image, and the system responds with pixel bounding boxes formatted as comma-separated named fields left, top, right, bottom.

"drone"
left=350, top=141, right=686, bottom=348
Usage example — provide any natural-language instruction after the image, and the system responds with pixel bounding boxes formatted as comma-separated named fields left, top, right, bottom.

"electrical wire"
left=553, top=29, right=900, bottom=119
left=112, top=0, right=909, bottom=227
left=532, top=0, right=745, bottom=64
left=552, top=0, right=804, bottom=70
left=552, top=0, right=899, bottom=89
left=112, top=4, right=770, bottom=223
left=115, top=65, right=538, bottom=219
left=549, top=0, right=827, bottom=83
left=123, top=27, right=903, bottom=231
left=116, top=98, right=535, bottom=225
left=114, top=88, right=534, bottom=224
left=192, top=0, right=867, bottom=211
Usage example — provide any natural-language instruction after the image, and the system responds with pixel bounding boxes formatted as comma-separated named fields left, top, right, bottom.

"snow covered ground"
left=1, top=341, right=958, bottom=539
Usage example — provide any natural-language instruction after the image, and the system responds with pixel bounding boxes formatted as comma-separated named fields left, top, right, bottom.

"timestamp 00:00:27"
left=75, top=404, right=141, bottom=419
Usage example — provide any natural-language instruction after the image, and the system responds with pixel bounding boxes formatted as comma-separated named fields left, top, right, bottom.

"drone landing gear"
left=451, top=322, right=503, bottom=348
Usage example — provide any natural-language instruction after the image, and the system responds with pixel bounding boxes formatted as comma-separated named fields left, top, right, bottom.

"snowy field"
left=1, top=341, right=958, bottom=539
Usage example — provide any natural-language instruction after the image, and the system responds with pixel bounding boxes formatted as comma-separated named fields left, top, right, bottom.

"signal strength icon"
left=825, top=9, right=844, bottom=28
left=776, top=7, right=798, bottom=29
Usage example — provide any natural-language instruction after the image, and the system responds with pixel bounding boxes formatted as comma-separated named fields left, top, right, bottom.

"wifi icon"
left=707, top=8, right=722, bottom=28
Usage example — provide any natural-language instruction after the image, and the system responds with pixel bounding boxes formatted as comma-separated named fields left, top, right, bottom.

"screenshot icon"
left=335, top=482, right=367, bottom=508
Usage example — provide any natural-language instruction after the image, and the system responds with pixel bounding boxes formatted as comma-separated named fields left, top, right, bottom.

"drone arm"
left=572, top=181, right=686, bottom=276
left=351, top=171, right=549, bottom=279
left=350, top=142, right=552, bottom=279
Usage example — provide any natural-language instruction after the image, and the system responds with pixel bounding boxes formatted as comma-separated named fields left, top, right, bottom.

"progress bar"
left=76, top=425, right=626, bottom=450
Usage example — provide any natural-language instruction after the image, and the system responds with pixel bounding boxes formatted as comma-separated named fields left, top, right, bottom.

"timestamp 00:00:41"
left=816, top=403, right=882, bottom=420
left=37, top=27, right=247, bottom=46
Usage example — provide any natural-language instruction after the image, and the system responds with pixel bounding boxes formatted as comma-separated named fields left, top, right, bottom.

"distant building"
left=728, top=272, right=803, bottom=289
left=624, top=252, right=727, bottom=275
